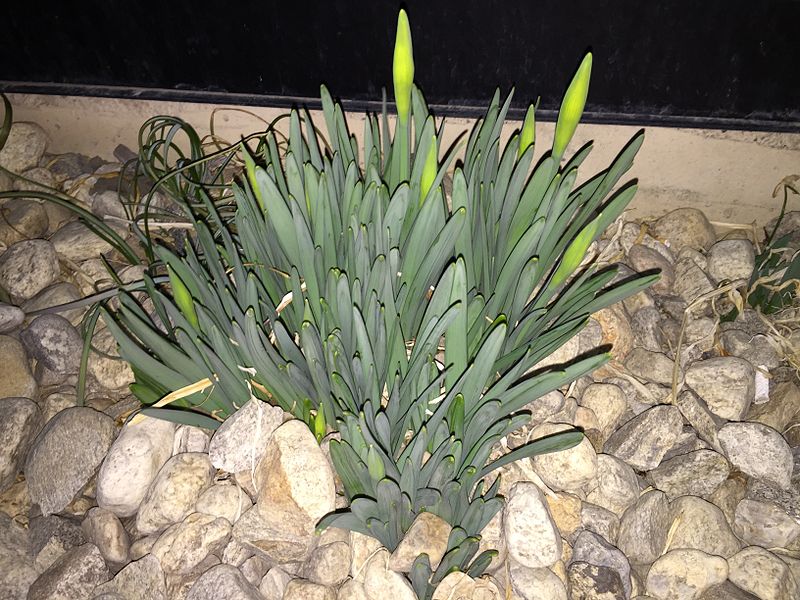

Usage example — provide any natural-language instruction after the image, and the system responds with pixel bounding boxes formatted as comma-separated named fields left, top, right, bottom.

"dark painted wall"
left=2, top=1, right=798, bottom=129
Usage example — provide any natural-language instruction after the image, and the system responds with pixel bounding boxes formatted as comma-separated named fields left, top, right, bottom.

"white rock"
left=503, top=482, right=561, bottom=569
left=136, top=452, right=215, bottom=535
left=734, top=499, right=800, bottom=548
left=362, top=549, right=417, bottom=600
left=728, top=546, right=799, bottom=600
left=151, top=512, right=231, bottom=575
left=0, top=397, right=42, bottom=492
left=388, top=512, right=450, bottom=573
left=304, top=540, right=352, bottom=587
left=585, top=454, right=640, bottom=517
left=646, top=549, right=727, bottom=600
left=174, top=424, right=211, bottom=454
left=195, top=483, right=252, bottom=525
left=707, top=239, right=755, bottom=282
left=685, top=357, right=755, bottom=420
left=284, top=579, right=336, bottom=600
left=209, top=398, right=284, bottom=473
left=96, top=417, right=176, bottom=517
left=186, top=564, right=262, bottom=600
left=0, top=240, right=60, bottom=300
left=508, top=560, right=567, bottom=600
left=81, top=507, right=129, bottom=564
left=259, top=566, right=293, bottom=600
left=0, top=122, right=48, bottom=172
left=337, top=579, right=369, bottom=600
left=579, top=383, right=627, bottom=438
left=27, top=543, right=110, bottom=600
left=350, top=531, right=382, bottom=582
left=91, top=554, right=167, bottom=600
left=718, top=421, right=794, bottom=489
left=530, top=423, right=597, bottom=492
left=665, top=495, right=741, bottom=558
left=432, top=572, right=501, bottom=599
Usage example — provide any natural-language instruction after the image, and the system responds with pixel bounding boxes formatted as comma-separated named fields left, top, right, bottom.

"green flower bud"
left=518, top=103, right=536, bottom=159
left=549, top=212, right=601, bottom=290
left=552, top=53, right=592, bottom=159
left=393, top=9, right=415, bottom=124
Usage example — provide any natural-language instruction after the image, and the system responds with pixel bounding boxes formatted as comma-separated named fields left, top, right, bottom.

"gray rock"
left=27, top=543, right=110, bottom=600
left=194, top=483, right=252, bottom=525
left=304, top=540, right=351, bottom=587
left=579, top=383, right=628, bottom=441
left=152, top=512, right=231, bottom=575
left=581, top=502, right=621, bottom=545
left=0, top=122, right=48, bottom=173
left=531, top=422, right=598, bottom=492
left=335, top=579, right=368, bottom=600
left=660, top=426, right=712, bottom=462
left=721, top=330, right=783, bottom=371
left=646, top=549, right=727, bottom=600
left=718, top=421, right=793, bottom=489
left=673, top=257, right=715, bottom=305
left=504, top=482, right=561, bottom=569
left=652, top=208, right=717, bottom=252
left=232, top=505, right=316, bottom=564
left=0, top=335, right=37, bottom=400
left=0, top=397, right=42, bottom=492
left=208, top=398, right=284, bottom=474
left=25, top=407, right=116, bottom=516
left=647, top=449, right=729, bottom=499
left=707, top=239, right=755, bottom=282
left=240, top=555, right=270, bottom=587
left=28, top=513, right=86, bottom=572
left=136, top=452, right=215, bottom=536
left=665, top=495, right=741, bottom=558
left=20, top=314, right=82, bottom=375
left=617, top=489, right=670, bottom=565
left=570, top=530, right=631, bottom=598
left=173, top=424, right=211, bottom=454
left=92, top=554, right=167, bottom=600
left=259, top=566, right=293, bottom=600
left=81, top=507, right=129, bottom=564
left=707, top=472, right=748, bottom=529
left=0, top=198, right=49, bottom=246
left=698, top=581, right=759, bottom=600
left=22, top=282, right=85, bottom=325
left=186, top=564, right=262, bottom=600
left=628, top=244, right=674, bottom=294
left=748, top=381, right=800, bottom=433
left=734, top=498, right=800, bottom=548
left=0, top=302, right=24, bottom=332
left=728, top=546, right=799, bottom=600
left=630, top=306, right=665, bottom=352
left=685, top=357, right=755, bottom=420
left=746, top=477, right=800, bottom=525
left=604, top=405, right=683, bottom=471
left=50, top=221, right=116, bottom=262
left=674, top=390, right=724, bottom=452
left=624, top=348, right=676, bottom=387
left=96, top=417, right=175, bottom=517
left=568, top=561, right=625, bottom=600
left=0, top=239, right=60, bottom=300
left=525, top=389, right=565, bottom=425
left=39, top=387, right=78, bottom=423
left=0, top=515, right=37, bottom=600
left=128, top=535, right=158, bottom=561
left=586, top=454, right=641, bottom=517
left=12, top=166, right=56, bottom=193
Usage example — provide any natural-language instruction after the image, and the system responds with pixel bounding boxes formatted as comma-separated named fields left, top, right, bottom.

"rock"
left=337, top=579, right=369, bottom=599
left=746, top=478, right=800, bottom=528
left=734, top=498, right=800, bottom=548
left=209, top=398, right=284, bottom=473
left=27, top=543, right=109, bottom=600
left=128, top=535, right=158, bottom=561
left=748, top=381, right=800, bottom=432
left=81, top=507, right=129, bottom=564
left=432, top=572, right=502, bottom=599
left=20, top=313, right=82, bottom=375
left=698, top=581, right=759, bottom=600
left=721, top=330, right=783, bottom=371
left=362, top=549, right=417, bottom=600
left=37, top=387, right=76, bottom=422
left=531, top=422, right=598, bottom=491
left=544, top=492, right=582, bottom=541
left=25, top=406, right=115, bottom=515
left=0, top=514, right=37, bottom=600
left=665, top=495, right=741, bottom=558
left=617, top=489, right=669, bottom=565
left=22, top=282, right=85, bottom=325
left=0, top=303, right=24, bottom=333
left=585, top=454, right=640, bottom=516
left=571, top=530, right=632, bottom=598
left=475, top=509, right=506, bottom=573
left=0, top=478, right=29, bottom=523
left=525, top=389, right=565, bottom=424
left=240, top=555, right=270, bottom=586
left=152, top=512, right=231, bottom=575
left=685, top=357, right=754, bottom=420
left=579, top=383, right=628, bottom=441
left=508, top=560, right=568, bottom=600
left=647, top=449, right=729, bottom=499
left=672, top=257, right=715, bottom=305
left=87, top=327, right=134, bottom=391
left=630, top=306, right=665, bottom=352
left=604, top=405, right=682, bottom=471
left=592, top=305, right=634, bottom=371
left=388, top=511, right=450, bottom=573
left=0, top=335, right=37, bottom=399
left=12, top=166, right=56, bottom=193
left=624, top=348, right=676, bottom=387
left=0, top=122, right=48, bottom=172
left=0, top=198, right=48, bottom=245
left=195, top=482, right=252, bottom=525
left=254, top=419, right=335, bottom=532
left=628, top=244, right=674, bottom=294
left=581, top=503, right=620, bottom=545
left=92, top=554, right=167, bottom=600
left=674, top=390, right=723, bottom=452
left=707, top=239, right=755, bottom=282
left=283, top=579, right=336, bottom=600
left=0, top=239, right=60, bottom=300
left=28, top=513, right=86, bottom=571
left=0, top=397, right=42, bottom=492
left=350, top=531, right=382, bottom=582
left=646, top=549, right=727, bottom=600
left=707, top=471, right=748, bottom=529
left=232, top=505, right=316, bottom=564
left=652, top=208, right=716, bottom=252
left=186, top=564, right=262, bottom=600
left=96, top=416, right=175, bottom=517
left=173, top=424, right=211, bottom=454
left=304, top=540, right=351, bottom=586
left=259, top=566, right=293, bottom=600
left=718, top=421, right=793, bottom=489
left=728, top=546, right=799, bottom=600
left=50, top=221, right=116, bottom=261
left=504, top=482, right=562, bottom=568
left=136, top=452, right=214, bottom=536
left=569, top=561, right=626, bottom=600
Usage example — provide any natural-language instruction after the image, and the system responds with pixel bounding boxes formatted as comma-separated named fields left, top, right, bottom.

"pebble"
left=284, top=579, right=336, bottom=600
left=232, top=505, right=315, bottom=564
left=617, top=489, right=670, bottom=565
left=21, top=282, right=85, bottom=324
left=674, top=389, right=723, bottom=452
left=718, top=421, right=793, bottom=489
left=568, top=561, right=626, bottom=600
left=151, top=512, right=232, bottom=575
left=734, top=498, right=800, bottom=548
left=685, top=357, right=755, bottom=420
left=728, top=546, right=799, bottom=600
left=720, top=329, right=783, bottom=371
left=0, top=302, right=24, bottom=332
left=87, top=326, right=134, bottom=390
left=581, top=502, right=620, bottom=544
left=28, top=513, right=85, bottom=572
left=0, top=239, right=60, bottom=300
left=24, top=406, right=116, bottom=516
left=388, top=511, right=450, bottom=573
left=665, top=495, right=741, bottom=558
left=652, top=208, right=717, bottom=252
left=96, top=416, right=176, bottom=517
left=624, top=348, right=676, bottom=386
left=503, top=482, right=562, bottom=568
left=0, top=198, right=49, bottom=245
left=748, top=381, right=800, bottom=432
left=304, top=540, right=352, bottom=587
left=186, top=563, right=263, bottom=600
left=507, top=560, right=568, bottom=600
left=585, top=454, right=641, bottom=516
left=362, top=549, right=417, bottom=600
left=0, top=397, right=42, bottom=492
left=27, top=543, right=109, bottom=600
left=531, top=422, right=598, bottom=491
left=604, top=405, right=682, bottom=471
left=0, top=122, right=48, bottom=172
left=570, top=530, right=632, bottom=598
left=706, top=239, right=755, bottom=282
left=50, top=220, right=116, bottom=261
left=80, top=506, right=130, bottom=564
left=672, top=256, right=715, bottom=304
left=647, top=449, right=729, bottom=499
left=645, top=549, right=727, bottom=600
left=20, top=313, right=83, bottom=375
left=92, top=554, right=167, bottom=600
left=628, top=243, right=675, bottom=293
left=629, top=306, right=665, bottom=352
left=195, top=482, right=252, bottom=525
left=432, top=572, right=501, bottom=600
left=260, top=566, right=293, bottom=600
left=208, top=398, right=284, bottom=474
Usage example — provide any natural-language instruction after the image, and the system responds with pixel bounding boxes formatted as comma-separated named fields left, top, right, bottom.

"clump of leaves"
left=96, top=9, right=656, bottom=596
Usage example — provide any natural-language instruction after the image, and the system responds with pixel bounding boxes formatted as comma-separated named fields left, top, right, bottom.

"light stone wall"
left=8, top=93, right=800, bottom=228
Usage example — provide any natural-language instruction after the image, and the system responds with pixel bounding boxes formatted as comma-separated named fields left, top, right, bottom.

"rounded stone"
left=20, top=314, right=82, bottom=375
left=0, top=397, right=42, bottom=491
left=718, top=421, right=793, bottom=489
left=707, top=239, right=755, bottom=283
left=652, top=208, right=716, bottom=252
left=503, top=482, right=561, bottom=569
left=0, top=239, right=60, bottom=300
left=0, top=122, right=48, bottom=173
left=531, top=422, right=598, bottom=492
left=646, top=549, right=727, bottom=600
left=80, top=507, right=130, bottom=564
left=685, top=357, right=754, bottom=421
left=0, top=198, right=49, bottom=245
